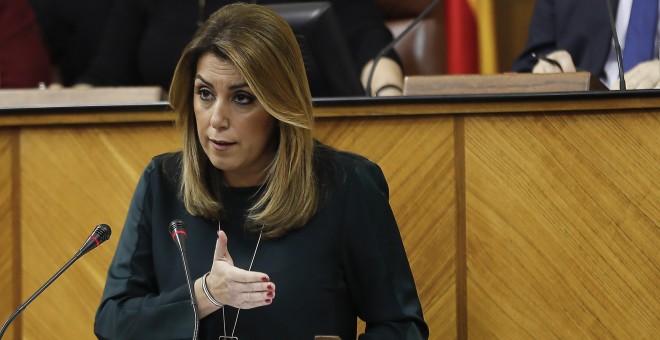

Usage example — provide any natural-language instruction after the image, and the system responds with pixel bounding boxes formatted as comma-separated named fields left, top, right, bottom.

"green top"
left=95, top=145, right=428, bottom=339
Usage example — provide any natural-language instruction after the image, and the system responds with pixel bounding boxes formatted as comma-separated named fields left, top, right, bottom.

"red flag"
left=444, top=0, right=479, bottom=74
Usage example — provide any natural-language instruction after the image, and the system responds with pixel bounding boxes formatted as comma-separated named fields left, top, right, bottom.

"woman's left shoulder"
left=316, top=142, right=379, bottom=167
left=314, top=144, right=387, bottom=188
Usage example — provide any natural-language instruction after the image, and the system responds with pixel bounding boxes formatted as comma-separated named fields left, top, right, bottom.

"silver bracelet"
left=201, top=272, right=223, bottom=308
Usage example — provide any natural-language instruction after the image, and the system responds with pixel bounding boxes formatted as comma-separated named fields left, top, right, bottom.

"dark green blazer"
left=95, top=146, right=428, bottom=339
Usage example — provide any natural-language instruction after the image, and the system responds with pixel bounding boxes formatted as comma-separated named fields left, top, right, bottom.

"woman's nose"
left=209, top=102, right=229, bottom=129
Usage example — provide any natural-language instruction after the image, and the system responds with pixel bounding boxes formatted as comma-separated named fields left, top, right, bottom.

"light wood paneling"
left=20, top=125, right=180, bottom=339
left=0, top=131, right=17, bottom=339
left=2, top=92, right=658, bottom=339
left=404, top=73, right=605, bottom=96
left=315, top=115, right=458, bottom=338
left=465, top=111, right=660, bottom=338
left=15, top=117, right=456, bottom=339
left=0, top=108, right=174, bottom=127
left=0, top=87, right=162, bottom=108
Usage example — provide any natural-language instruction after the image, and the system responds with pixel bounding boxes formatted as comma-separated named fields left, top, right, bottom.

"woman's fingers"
left=208, top=262, right=275, bottom=309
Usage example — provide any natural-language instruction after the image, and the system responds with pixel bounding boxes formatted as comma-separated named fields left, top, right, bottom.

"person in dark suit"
left=94, top=4, right=428, bottom=339
left=78, top=0, right=404, bottom=96
left=512, top=0, right=659, bottom=89
left=27, top=0, right=115, bottom=87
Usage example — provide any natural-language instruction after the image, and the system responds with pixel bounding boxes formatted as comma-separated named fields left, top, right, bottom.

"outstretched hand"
left=206, top=230, right=275, bottom=309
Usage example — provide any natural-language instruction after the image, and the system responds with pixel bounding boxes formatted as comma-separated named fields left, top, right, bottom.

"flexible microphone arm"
left=604, top=0, right=626, bottom=90
left=0, top=224, right=112, bottom=339
left=365, top=0, right=443, bottom=96
left=168, top=219, right=199, bottom=340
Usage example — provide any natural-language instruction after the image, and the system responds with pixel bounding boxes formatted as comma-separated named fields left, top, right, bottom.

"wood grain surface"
left=0, top=87, right=163, bottom=108
left=1, top=94, right=658, bottom=339
left=0, top=131, right=18, bottom=340
left=404, top=72, right=606, bottom=96
left=19, top=124, right=180, bottom=340
left=464, top=111, right=659, bottom=338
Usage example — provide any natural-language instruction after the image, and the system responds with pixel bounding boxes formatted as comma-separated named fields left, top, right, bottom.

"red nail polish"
left=265, top=299, right=272, bottom=303
left=267, top=284, right=273, bottom=291
left=267, top=292, right=274, bottom=297
left=262, top=277, right=269, bottom=282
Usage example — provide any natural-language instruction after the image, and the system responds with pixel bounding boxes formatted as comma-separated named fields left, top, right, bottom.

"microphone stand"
left=169, top=220, right=200, bottom=340
left=0, top=224, right=112, bottom=338
left=604, top=0, right=626, bottom=90
left=0, top=254, right=83, bottom=338
left=179, top=245, right=199, bottom=340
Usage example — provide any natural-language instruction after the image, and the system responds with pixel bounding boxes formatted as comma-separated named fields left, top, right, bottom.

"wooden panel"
left=0, top=130, right=17, bottom=339
left=404, top=72, right=606, bottom=96
left=3, top=95, right=659, bottom=127
left=315, top=115, right=458, bottom=338
left=20, top=124, right=180, bottom=339
left=0, top=108, right=174, bottom=128
left=465, top=111, right=660, bottom=338
left=4, top=93, right=658, bottom=339
left=0, top=87, right=163, bottom=108
left=16, top=117, right=455, bottom=339
left=313, top=96, right=660, bottom=119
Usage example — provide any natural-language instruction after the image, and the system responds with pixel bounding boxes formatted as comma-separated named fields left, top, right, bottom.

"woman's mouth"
left=211, top=139, right=236, bottom=151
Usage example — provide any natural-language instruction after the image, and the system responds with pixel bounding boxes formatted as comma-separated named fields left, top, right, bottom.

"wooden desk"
left=1, top=91, right=658, bottom=339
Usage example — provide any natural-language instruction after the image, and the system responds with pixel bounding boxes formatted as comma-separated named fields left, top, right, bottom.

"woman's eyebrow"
left=194, top=75, right=248, bottom=90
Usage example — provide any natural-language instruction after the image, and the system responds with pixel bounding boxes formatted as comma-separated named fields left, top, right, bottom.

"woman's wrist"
left=201, top=271, right=223, bottom=308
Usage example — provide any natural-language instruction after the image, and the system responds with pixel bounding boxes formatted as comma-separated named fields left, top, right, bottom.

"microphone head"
left=77, top=224, right=112, bottom=257
left=169, top=219, right=187, bottom=239
left=93, top=224, right=112, bottom=244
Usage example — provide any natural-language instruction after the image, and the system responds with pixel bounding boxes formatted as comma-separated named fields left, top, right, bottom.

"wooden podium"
left=1, top=88, right=658, bottom=339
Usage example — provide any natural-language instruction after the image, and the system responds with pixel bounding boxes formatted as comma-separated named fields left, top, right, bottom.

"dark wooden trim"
left=454, top=117, right=468, bottom=340
left=11, top=129, right=22, bottom=340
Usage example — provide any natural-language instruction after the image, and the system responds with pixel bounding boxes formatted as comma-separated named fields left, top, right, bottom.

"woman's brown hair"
left=168, top=3, right=317, bottom=238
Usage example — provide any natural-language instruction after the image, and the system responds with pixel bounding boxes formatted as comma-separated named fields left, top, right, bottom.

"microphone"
left=0, top=224, right=112, bottom=338
left=365, top=0, right=443, bottom=96
left=168, top=219, right=199, bottom=340
left=604, top=0, right=626, bottom=90
left=78, top=223, right=113, bottom=256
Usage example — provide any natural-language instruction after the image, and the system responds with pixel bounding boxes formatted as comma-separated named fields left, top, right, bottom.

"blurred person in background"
left=0, top=0, right=50, bottom=88
left=27, top=0, right=115, bottom=87
left=513, top=0, right=659, bottom=89
left=77, top=0, right=403, bottom=96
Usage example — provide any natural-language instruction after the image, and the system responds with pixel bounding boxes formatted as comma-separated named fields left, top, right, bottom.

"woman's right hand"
left=207, top=230, right=275, bottom=309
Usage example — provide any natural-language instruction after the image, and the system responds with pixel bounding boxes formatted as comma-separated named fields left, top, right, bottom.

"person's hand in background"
left=532, top=50, right=577, bottom=73
left=361, top=57, right=404, bottom=96
left=612, top=60, right=660, bottom=90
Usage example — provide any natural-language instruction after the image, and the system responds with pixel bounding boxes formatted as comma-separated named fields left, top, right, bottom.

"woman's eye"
left=195, top=88, right=214, bottom=101
left=233, top=92, right=255, bottom=105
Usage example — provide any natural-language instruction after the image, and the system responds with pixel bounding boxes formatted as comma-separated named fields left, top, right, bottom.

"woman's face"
left=193, top=52, right=277, bottom=187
